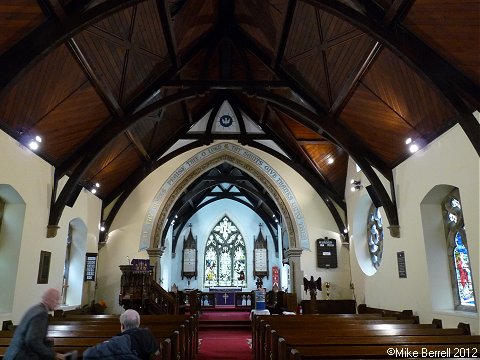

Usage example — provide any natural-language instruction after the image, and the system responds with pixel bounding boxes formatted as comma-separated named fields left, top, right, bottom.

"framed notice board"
left=84, top=253, right=98, bottom=281
left=397, top=251, right=407, bottom=278
left=316, top=238, right=338, bottom=268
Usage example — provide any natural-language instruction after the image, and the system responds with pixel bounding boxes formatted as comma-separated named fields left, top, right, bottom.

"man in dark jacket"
left=4, top=288, right=65, bottom=360
left=83, top=309, right=159, bottom=360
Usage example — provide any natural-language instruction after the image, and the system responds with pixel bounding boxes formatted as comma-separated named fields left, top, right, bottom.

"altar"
left=209, top=287, right=242, bottom=306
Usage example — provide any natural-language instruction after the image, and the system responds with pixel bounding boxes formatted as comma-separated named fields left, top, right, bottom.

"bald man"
left=4, top=288, right=65, bottom=360
left=83, top=309, right=159, bottom=360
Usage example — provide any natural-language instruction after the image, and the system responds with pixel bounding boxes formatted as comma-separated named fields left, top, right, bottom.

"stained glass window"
left=443, top=190, right=476, bottom=310
left=204, top=216, right=247, bottom=287
left=367, top=204, right=383, bottom=269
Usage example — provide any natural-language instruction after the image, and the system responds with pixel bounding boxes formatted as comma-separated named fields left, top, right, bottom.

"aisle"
left=196, top=309, right=253, bottom=359
left=197, top=328, right=252, bottom=359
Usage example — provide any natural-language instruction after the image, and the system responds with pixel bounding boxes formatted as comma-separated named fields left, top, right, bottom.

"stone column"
left=284, top=248, right=303, bottom=303
left=146, top=247, right=166, bottom=284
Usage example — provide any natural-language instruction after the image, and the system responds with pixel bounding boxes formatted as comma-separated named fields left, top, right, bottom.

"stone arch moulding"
left=140, top=142, right=309, bottom=251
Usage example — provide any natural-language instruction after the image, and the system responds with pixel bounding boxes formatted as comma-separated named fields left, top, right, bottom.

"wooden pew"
left=252, top=313, right=423, bottom=360
left=253, top=314, right=474, bottom=360
left=0, top=313, right=198, bottom=360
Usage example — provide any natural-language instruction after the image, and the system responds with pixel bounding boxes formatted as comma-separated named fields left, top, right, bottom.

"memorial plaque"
left=84, top=253, right=98, bottom=281
left=316, top=238, right=337, bottom=268
left=397, top=251, right=407, bottom=278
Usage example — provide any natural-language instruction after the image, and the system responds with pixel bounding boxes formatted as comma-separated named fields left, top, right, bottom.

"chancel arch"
left=141, top=143, right=308, bottom=252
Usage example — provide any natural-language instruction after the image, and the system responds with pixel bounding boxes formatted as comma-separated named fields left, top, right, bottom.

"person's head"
left=120, top=309, right=140, bottom=331
left=41, top=288, right=61, bottom=311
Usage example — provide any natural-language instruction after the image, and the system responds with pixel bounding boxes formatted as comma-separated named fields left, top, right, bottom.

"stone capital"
left=284, top=248, right=303, bottom=259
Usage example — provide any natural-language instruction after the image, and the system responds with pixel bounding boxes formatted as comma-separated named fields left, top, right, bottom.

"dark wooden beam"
left=327, top=41, right=383, bottom=120
left=162, top=79, right=288, bottom=89
left=156, top=0, right=180, bottom=69
left=272, top=0, right=297, bottom=69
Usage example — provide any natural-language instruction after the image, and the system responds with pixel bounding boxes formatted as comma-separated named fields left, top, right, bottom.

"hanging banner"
left=272, top=266, right=280, bottom=287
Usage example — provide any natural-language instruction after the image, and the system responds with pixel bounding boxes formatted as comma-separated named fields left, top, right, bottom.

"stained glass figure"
left=204, top=216, right=247, bottom=287
left=443, top=191, right=476, bottom=310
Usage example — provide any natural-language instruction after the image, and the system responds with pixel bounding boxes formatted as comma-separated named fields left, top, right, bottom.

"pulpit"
left=119, top=263, right=154, bottom=312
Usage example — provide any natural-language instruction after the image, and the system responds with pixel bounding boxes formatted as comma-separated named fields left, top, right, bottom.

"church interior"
left=0, top=0, right=479, bottom=357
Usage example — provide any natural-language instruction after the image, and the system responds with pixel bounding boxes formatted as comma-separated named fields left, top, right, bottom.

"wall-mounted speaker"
left=366, top=185, right=382, bottom=208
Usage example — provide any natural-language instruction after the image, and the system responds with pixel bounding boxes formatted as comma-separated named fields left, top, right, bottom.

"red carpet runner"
left=197, top=310, right=252, bottom=359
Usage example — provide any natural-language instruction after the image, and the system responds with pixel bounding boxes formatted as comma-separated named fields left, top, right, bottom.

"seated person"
left=83, top=309, right=159, bottom=360
left=4, top=288, right=66, bottom=360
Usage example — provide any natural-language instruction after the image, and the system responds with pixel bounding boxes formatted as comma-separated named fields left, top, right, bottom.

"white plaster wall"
left=0, top=130, right=102, bottom=324
left=347, top=125, right=479, bottom=333
left=96, top=142, right=349, bottom=314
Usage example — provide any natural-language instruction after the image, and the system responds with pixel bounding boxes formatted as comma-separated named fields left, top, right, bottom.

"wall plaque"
left=316, top=238, right=337, bottom=268
left=397, top=251, right=407, bottom=278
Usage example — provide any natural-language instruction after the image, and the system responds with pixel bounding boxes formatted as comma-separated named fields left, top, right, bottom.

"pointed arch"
left=204, top=215, right=247, bottom=288
left=140, top=142, right=308, bottom=251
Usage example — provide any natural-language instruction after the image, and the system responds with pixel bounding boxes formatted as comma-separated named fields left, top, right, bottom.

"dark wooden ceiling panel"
left=32, top=82, right=111, bottom=163
left=282, top=116, right=324, bottom=141
left=92, top=4, right=133, bottom=39
left=85, top=134, right=142, bottom=195
left=318, top=7, right=357, bottom=42
left=283, top=2, right=329, bottom=106
left=0, top=0, right=46, bottom=55
left=303, top=143, right=348, bottom=195
left=73, top=0, right=171, bottom=107
left=340, top=84, right=420, bottom=165
left=362, top=48, right=458, bottom=137
left=91, top=145, right=144, bottom=198
left=172, top=0, right=216, bottom=54
left=131, top=102, right=186, bottom=153
left=236, top=0, right=288, bottom=56
left=74, top=29, right=126, bottom=102
left=404, top=0, right=480, bottom=84
left=284, top=2, right=321, bottom=62
left=180, top=48, right=208, bottom=79
left=0, top=44, right=87, bottom=132
left=326, top=33, right=376, bottom=101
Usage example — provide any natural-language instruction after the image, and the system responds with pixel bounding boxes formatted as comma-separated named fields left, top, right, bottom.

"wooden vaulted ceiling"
left=0, top=0, right=478, bottom=241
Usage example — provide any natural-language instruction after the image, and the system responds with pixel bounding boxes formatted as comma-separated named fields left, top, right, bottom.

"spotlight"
left=409, top=143, right=419, bottom=153
left=327, top=157, right=334, bottom=164
left=405, top=137, right=412, bottom=145
left=91, top=188, right=97, bottom=194
left=350, top=180, right=363, bottom=192
left=100, top=223, right=106, bottom=232
left=95, top=182, right=100, bottom=188
left=28, top=140, right=39, bottom=150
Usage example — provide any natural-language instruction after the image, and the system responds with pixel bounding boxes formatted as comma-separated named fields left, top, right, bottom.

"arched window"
left=0, top=197, right=4, bottom=232
left=204, top=216, right=247, bottom=287
left=442, top=190, right=476, bottom=310
left=367, top=204, right=383, bottom=269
